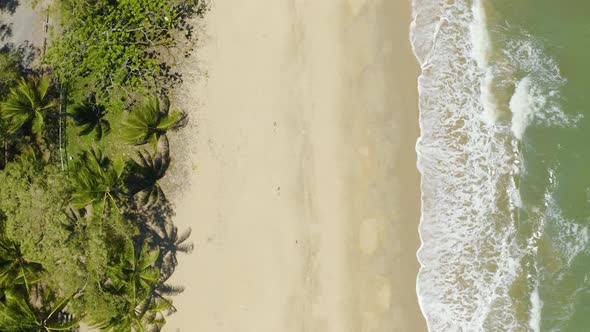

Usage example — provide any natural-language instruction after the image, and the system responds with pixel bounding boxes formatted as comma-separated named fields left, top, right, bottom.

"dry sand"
left=166, top=0, right=425, bottom=331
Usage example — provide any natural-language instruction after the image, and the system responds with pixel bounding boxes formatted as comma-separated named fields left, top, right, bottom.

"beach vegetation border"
left=0, top=0, right=209, bottom=330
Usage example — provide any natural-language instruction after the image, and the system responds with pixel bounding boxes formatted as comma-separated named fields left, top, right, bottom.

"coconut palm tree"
left=0, top=288, right=39, bottom=332
left=0, top=287, right=80, bottom=332
left=0, top=234, right=77, bottom=331
left=96, top=294, right=171, bottom=332
left=0, top=235, right=44, bottom=294
left=69, top=148, right=126, bottom=215
left=109, top=241, right=160, bottom=298
left=121, top=95, right=185, bottom=149
left=70, top=93, right=110, bottom=141
left=0, top=76, right=55, bottom=136
left=95, top=294, right=171, bottom=332
left=92, top=241, right=171, bottom=332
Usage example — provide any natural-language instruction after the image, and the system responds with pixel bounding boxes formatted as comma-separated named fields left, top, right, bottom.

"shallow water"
left=412, top=0, right=590, bottom=331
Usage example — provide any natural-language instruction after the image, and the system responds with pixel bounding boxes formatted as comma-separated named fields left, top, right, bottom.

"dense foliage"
left=46, top=0, right=208, bottom=107
left=0, top=0, right=208, bottom=330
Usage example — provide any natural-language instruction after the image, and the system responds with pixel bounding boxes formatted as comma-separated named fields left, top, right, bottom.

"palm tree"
left=0, top=288, right=80, bottom=332
left=92, top=241, right=171, bottom=331
left=70, top=93, right=110, bottom=141
left=69, top=148, right=126, bottom=215
left=109, top=241, right=160, bottom=299
left=0, top=288, right=39, bottom=332
left=0, top=235, right=78, bottom=331
left=128, top=136, right=171, bottom=207
left=121, top=95, right=185, bottom=149
left=96, top=294, right=171, bottom=332
left=0, top=235, right=44, bottom=294
left=0, top=76, right=55, bottom=136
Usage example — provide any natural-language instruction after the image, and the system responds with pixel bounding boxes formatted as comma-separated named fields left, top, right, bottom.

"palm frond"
left=69, top=148, right=126, bottom=213
left=121, top=95, right=185, bottom=148
left=0, top=76, right=55, bottom=135
left=70, top=93, right=110, bottom=141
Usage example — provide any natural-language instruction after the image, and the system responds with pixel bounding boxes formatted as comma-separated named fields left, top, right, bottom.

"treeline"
left=0, top=0, right=208, bottom=330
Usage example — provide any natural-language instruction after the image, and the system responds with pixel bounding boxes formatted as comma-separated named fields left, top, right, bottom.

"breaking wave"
left=409, top=0, right=580, bottom=330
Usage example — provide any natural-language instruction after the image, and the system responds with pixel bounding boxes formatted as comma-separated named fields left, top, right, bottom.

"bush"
left=46, top=0, right=208, bottom=107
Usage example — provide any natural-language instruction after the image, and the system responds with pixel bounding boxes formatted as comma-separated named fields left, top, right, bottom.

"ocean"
left=411, top=0, right=590, bottom=331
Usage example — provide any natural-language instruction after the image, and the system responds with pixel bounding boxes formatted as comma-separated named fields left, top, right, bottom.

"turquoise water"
left=412, top=0, right=590, bottom=330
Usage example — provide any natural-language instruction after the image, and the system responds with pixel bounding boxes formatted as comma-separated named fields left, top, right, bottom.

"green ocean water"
left=412, top=0, right=590, bottom=330
left=490, top=1, right=590, bottom=330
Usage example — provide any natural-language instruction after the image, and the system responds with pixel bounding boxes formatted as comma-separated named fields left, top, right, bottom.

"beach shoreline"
left=166, top=0, right=426, bottom=331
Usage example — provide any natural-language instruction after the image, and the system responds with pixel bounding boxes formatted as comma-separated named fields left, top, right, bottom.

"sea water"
left=411, top=0, right=590, bottom=331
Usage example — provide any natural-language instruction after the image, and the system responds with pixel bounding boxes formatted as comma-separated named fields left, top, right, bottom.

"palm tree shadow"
left=122, top=196, right=193, bottom=285
left=0, top=0, right=19, bottom=15
left=156, top=224, right=194, bottom=282
left=126, top=136, right=171, bottom=205
left=0, top=41, right=38, bottom=72
left=69, top=93, right=111, bottom=141
left=0, top=23, right=12, bottom=41
left=122, top=135, right=195, bottom=284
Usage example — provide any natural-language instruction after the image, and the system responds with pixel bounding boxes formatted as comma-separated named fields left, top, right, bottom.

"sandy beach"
left=165, top=0, right=425, bottom=331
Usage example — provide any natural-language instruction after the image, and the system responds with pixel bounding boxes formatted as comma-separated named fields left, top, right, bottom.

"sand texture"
left=165, top=0, right=426, bottom=331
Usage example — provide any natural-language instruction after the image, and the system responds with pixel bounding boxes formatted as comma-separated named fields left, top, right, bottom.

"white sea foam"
left=510, top=185, right=523, bottom=209
left=480, top=72, right=499, bottom=123
left=504, top=38, right=580, bottom=140
left=521, top=177, right=590, bottom=329
left=411, top=0, right=525, bottom=330
left=544, top=189, right=590, bottom=265
left=529, top=284, right=543, bottom=332
left=510, top=77, right=541, bottom=140
left=410, top=0, right=589, bottom=328
left=470, top=0, right=491, bottom=69
left=470, top=0, right=499, bottom=123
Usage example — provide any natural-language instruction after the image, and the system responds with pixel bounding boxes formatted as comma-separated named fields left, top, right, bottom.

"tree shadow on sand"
left=0, top=23, right=12, bottom=41
left=0, top=0, right=19, bottom=15
left=112, top=135, right=194, bottom=330
left=0, top=41, right=38, bottom=70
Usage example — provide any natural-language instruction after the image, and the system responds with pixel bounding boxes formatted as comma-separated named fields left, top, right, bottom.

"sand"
left=165, top=0, right=425, bottom=331
left=0, top=0, right=48, bottom=55
left=0, top=4, right=36, bottom=47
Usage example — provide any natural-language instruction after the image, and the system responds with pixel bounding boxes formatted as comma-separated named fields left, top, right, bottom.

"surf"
left=410, top=0, right=587, bottom=330
left=411, top=0, right=524, bottom=330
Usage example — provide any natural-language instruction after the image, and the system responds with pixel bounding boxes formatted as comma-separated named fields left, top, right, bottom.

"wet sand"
left=166, top=0, right=425, bottom=331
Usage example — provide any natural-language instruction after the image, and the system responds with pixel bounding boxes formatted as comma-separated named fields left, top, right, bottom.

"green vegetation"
left=47, top=0, right=208, bottom=107
left=1, top=76, right=55, bottom=136
left=121, top=96, right=185, bottom=148
left=0, top=0, right=208, bottom=330
left=69, top=94, right=111, bottom=141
